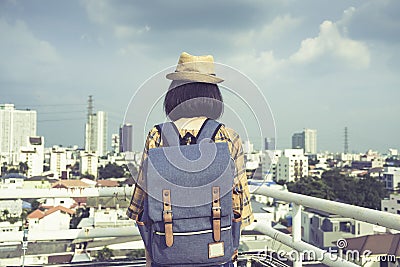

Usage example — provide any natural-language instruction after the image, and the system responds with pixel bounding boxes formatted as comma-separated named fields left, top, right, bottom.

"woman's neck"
left=173, top=116, right=207, bottom=131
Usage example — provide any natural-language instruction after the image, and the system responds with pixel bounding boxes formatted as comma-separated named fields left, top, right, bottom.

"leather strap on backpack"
left=212, top=186, right=221, bottom=242
left=163, top=189, right=174, bottom=247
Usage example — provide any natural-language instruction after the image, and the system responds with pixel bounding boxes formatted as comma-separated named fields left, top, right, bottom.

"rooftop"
left=344, top=233, right=400, bottom=256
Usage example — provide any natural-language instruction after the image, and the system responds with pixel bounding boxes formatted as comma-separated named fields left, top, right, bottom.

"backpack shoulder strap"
left=154, top=122, right=180, bottom=147
left=196, top=119, right=223, bottom=143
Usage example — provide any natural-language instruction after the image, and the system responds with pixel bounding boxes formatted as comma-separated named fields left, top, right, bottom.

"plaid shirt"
left=126, top=124, right=254, bottom=228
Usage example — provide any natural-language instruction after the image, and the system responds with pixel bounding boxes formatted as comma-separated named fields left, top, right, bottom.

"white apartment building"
left=383, top=167, right=400, bottom=191
left=80, top=151, right=98, bottom=178
left=263, top=150, right=282, bottom=181
left=0, top=199, right=23, bottom=217
left=382, top=193, right=400, bottom=215
left=304, top=129, right=317, bottom=154
left=19, top=136, right=44, bottom=177
left=276, top=149, right=308, bottom=182
left=85, top=111, right=107, bottom=156
left=0, top=104, right=37, bottom=164
left=243, top=140, right=254, bottom=154
left=50, top=146, right=67, bottom=178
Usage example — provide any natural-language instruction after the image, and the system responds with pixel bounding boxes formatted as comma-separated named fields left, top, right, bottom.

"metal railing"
left=252, top=185, right=400, bottom=267
left=1, top=185, right=399, bottom=266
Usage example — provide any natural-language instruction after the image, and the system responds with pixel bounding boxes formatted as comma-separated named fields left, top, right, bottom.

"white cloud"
left=228, top=50, right=286, bottom=80
left=114, top=24, right=150, bottom=39
left=234, top=14, right=301, bottom=47
left=80, top=0, right=111, bottom=25
left=290, top=20, right=370, bottom=69
left=0, top=19, right=61, bottom=83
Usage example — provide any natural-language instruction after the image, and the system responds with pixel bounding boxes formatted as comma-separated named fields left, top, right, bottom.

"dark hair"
left=164, top=81, right=223, bottom=121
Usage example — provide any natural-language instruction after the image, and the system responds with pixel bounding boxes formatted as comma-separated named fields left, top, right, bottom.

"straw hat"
left=166, top=52, right=224, bottom=84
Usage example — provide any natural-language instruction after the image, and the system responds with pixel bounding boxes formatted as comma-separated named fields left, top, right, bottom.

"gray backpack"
left=137, top=119, right=241, bottom=266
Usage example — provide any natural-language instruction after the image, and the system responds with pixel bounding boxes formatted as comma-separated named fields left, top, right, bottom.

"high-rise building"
left=264, top=137, right=275, bottom=150
left=292, top=133, right=303, bottom=149
left=291, top=129, right=317, bottom=155
left=50, top=146, right=67, bottom=178
left=119, top=123, right=133, bottom=152
left=0, top=104, right=37, bottom=164
left=85, top=111, right=108, bottom=156
left=19, top=136, right=44, bottom=177
left=304, top=129, right=317, bottom=154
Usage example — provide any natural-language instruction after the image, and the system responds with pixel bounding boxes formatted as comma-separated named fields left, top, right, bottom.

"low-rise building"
left=382, top=193, right=400, bottom=215
left=383, top=167, right=400, bottom=191
left=41, top=197, right=77, bottom=209
left=0, top=173, right=26, bottom=189
left=0, top=221, right=22, bottom=233
left=52, top=179, right=91, bottom=189
left=27, top=206, right=75, bottom=231
left=23, top=176, right=55, bottom=189
left=302, top=208, right=376, bottom=250
left=343, top=234, right=400, bottom=267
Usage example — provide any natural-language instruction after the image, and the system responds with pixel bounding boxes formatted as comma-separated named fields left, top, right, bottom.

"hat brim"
left=166, top=72, right=223, bottom=84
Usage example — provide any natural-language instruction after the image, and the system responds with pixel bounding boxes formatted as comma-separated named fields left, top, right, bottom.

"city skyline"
left=0, top=1, right=399, bottom=153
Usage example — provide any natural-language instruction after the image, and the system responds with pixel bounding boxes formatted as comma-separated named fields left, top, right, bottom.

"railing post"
left=292, top=203, right=302, bottom=267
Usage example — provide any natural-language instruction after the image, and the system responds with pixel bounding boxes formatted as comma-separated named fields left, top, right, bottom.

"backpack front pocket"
left=151, top=225, right=234, bottom=266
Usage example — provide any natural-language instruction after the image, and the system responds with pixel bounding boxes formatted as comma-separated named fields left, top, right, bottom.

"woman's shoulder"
left=216, top=124, right=241, bottom=143
left=145, top=121, right=242, bottom=144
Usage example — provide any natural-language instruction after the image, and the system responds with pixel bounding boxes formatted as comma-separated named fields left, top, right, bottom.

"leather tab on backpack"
left=212, top=186, right=221, bottom=242
left=163, top=189, right=173, bottom=247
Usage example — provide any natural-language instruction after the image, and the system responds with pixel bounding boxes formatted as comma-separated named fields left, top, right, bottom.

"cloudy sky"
left=1, top=0, right=399, bottom=153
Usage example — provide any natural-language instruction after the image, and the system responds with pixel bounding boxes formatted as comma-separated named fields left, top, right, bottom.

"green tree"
left=1, top=209, right=10, bottom=221
left=288, top=170, right=388, bottom=210
left=81, top=172, right=95, bottom=180
left=96, top=246, right=114, bottom=261
left=126, top=249, right=145, bottom=260
left=19, top=162, right=29, bottom=175
left=98, top=163, right=125, bottom=179
left=287, top=177, right=336, bottom=200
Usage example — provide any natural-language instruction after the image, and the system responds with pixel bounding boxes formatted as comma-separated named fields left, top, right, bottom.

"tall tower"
left=292, top=133, right=304, bottom=149
left=119, top=123, right=133, bottom=153
left=0, top=104, right=37, bottom=164
left=344, top=127, right=349, bottom=154
left=304, top=129, right=317, bottom=154
left=264, top=137, right=276, bottom=150
left=85, top=96, right=94, bottom=153
left=85, top=96, right=107, bottom=156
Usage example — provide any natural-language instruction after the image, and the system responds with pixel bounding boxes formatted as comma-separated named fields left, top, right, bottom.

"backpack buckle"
left=163, top=210, right=173, bottom=215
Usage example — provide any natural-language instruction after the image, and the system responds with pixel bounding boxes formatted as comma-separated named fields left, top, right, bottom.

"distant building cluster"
left=0, top=100, right=399, bottom=266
